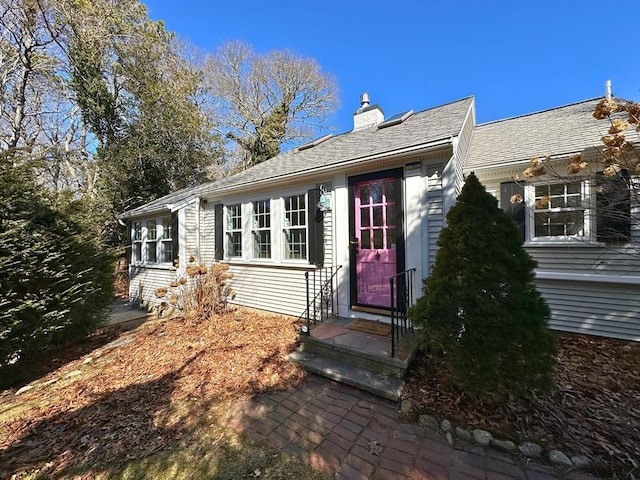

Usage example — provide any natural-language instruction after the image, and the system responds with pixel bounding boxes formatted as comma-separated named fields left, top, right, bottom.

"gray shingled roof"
left=121, top=96, right=474, bottom=218
left=466, top=97, right=615, bottom=170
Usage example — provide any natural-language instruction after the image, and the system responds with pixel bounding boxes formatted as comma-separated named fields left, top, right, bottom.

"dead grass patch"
left=0, top=309, right=320, bottom=479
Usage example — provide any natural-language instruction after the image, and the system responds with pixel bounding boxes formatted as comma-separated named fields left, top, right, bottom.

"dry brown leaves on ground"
left=0, top=310, right=305, bottom=478
left=403, top=333, right=640, bottom=478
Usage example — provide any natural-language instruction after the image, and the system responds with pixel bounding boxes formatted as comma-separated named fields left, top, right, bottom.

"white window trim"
left=251, top=199, right=273, bottom=261
left=131, top=216, right=174, bottom=266
left=225, top=204, right=243, bottom=259
left=282, top=193, right=309, bottom=263
left=159, top=216, right=174, bottom=264
left=524, top=179, right=596, bottom=245
left=222, top=193, right=312, bottom=265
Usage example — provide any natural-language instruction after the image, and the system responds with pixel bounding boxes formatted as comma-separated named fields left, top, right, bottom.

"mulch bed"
left=402, top=333, right=640, bottom=478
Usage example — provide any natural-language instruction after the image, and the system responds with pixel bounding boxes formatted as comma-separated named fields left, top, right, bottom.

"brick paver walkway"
left=229, top=374, right=599, bottom=480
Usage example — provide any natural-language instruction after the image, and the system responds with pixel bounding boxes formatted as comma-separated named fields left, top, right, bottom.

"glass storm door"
left=350, top=175, right=401, bottom=308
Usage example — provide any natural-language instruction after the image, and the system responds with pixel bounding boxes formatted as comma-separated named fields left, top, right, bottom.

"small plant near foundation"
left=155, top=260, right=235, bottom=319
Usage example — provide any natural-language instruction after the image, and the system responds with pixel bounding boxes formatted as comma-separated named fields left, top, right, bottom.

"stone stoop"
left=287, top=350, right=405, bottom=401
left=287, top=334, right=416, bottom=402
left=300, top=335, right=409, bottom=378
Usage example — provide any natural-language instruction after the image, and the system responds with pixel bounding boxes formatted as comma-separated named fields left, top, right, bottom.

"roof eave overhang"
left=202, top=137, right=455, bottom=200
left=465, top=145, right=608, bottom=173
left=118, top=196, right=199, bottom=220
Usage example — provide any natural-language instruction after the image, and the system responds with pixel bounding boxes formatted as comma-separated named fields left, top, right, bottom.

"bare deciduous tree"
left=204, top=40, right=339, bottom=169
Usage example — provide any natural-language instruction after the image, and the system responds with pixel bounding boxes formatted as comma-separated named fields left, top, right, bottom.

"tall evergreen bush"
left=0, top=155, right=114, bottom=367
left=409, top=173, right=557, bottom=398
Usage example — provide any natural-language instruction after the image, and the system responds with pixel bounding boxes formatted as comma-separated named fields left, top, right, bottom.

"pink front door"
left=353, top=177, right=398, bottom=308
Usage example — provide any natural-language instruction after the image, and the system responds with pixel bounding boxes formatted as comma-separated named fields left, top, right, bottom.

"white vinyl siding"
left=425, top=161, right=445, bottom=275
left=537, top=278, right=640, bottom=341
left=129, top=266, right=175, bottom=310
left=184, top=204, right=197, bottom=262
left=226, top=264, right=310, bottom=317
left=200, top=204, right=216, bottom=265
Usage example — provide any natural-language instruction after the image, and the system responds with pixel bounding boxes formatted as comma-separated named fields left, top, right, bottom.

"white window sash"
left=525, top=180, right=595, bottom=243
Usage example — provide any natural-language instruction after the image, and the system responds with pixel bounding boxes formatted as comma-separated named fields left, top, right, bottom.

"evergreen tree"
left=0, top=152, right=113, bottom=367
left=409, top=172, right=557, bottom=398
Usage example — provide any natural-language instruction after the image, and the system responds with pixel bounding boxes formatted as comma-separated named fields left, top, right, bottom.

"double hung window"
left=507, top=173, right=632, bottom=245
left=160, top=216, right=173, bottom=263
left=221, top=193, right=314, bottom=263
left=283, top=194, right=307, bottom=260
left=146, top=220, right=158, bottom=262
left=226, top=204, right=242, bottom=257
left=252, top=200, right=271, bottom=259
left=531, top=181, right=586, bottom=239
left=131, top=216, right=175, bottom=265
left=133, top=222, right=143, bottom=263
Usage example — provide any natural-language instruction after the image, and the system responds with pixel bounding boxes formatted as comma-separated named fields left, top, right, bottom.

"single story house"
left=120, top=93, right=640, bottom=342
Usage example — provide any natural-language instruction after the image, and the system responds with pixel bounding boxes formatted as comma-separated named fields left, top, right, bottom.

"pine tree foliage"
left=0, top=152, right=113, bottom=366
left=409, top=173, right=557, bottom=398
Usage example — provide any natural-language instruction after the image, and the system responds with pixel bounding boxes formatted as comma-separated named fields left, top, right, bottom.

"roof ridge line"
left=476, top=96, right=605, bottom=127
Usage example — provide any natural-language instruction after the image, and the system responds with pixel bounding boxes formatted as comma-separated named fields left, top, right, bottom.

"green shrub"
left=0, top=156, right=114, bottom=366
left=409, top=173, right=557, bottom=398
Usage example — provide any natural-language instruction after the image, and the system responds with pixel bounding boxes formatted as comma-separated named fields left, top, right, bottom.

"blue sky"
left=143, top=0, right=640, bottom=136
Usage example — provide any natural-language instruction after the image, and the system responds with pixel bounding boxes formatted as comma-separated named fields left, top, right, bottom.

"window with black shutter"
left=500, top=181, right=525, bottom=242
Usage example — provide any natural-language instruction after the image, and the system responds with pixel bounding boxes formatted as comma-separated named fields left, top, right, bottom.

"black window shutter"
left=597, top=170, right=631, bottom=243
left=171, top=212, right=179, bottom=266
left=500, top=181, right=525, bottom=242
left=214, top=204, right=224, bottom=261
left=307, top=188, right=324, bottom=268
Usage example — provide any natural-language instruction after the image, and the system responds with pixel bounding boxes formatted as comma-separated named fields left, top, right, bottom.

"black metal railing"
left=299, top=265, right=342, bottom=334
left=390, top=268, right=417, bottom=357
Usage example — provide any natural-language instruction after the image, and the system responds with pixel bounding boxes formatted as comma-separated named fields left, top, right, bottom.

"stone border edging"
left=407, top=403, right=593, bottom=472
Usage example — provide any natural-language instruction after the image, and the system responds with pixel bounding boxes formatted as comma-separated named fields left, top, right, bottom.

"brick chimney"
left=353, top=93, right=384, bottom=131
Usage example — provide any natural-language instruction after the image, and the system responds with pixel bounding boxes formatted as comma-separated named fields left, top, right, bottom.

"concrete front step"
left=287, top=350, right=405, bottom=401
left=299, top=335, right=409, bottom=378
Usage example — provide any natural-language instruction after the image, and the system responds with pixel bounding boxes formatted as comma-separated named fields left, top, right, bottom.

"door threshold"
left=351, top=305, right=391, bottom=316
